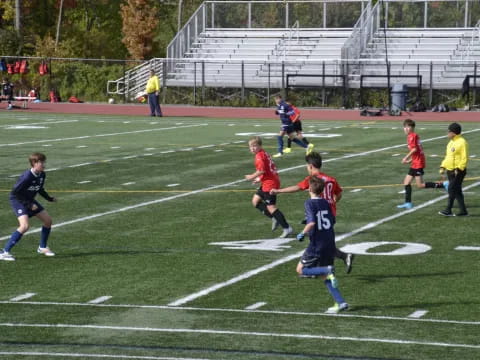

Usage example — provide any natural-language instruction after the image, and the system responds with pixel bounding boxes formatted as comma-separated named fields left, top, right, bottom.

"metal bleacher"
left=107, top=0, right=480, bottom=98
left=170, top=28, right=352, bottom=88
left=358, top=27, right=480, bottom=89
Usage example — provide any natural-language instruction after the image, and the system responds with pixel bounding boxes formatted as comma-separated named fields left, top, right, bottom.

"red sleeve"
left=296, top=176, right=310, bottom=190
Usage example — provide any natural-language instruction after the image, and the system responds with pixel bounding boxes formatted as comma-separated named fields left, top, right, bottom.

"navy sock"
left=292, top=138, right=307, bottom=148
left=277, top=136, right=284, bottom=154
left=324, top=279, right=345, bottom=304
left=303, top=137, right=309, bottom=145
left=5, top=231, right=23, bottom=252
left=287, top=138, right=292, bottom=148
left=40, top=226, right=51, bottom=248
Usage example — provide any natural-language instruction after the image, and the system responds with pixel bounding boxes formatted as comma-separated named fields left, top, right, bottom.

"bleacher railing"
left=167, top=0, right=369, bottom=72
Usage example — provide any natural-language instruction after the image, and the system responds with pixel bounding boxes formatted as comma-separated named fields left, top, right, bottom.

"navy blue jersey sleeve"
left=38, top=188, right=54, bottom=202
left=305, top=199, right=317, bottom=224
left=10, top=171, right=34, bottom=205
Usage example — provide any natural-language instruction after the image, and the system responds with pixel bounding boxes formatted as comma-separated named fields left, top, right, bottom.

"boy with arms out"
left=296, top=176, right=349, bottom=314
left=270, top=152, right=354, bottom=273
left=245, top=136, right=293, bottom=238
left=273, top=95, right=309, bottom=158
left=398, top=119, right=446, bottom=209
left=0, top=153, right=56, bottom=261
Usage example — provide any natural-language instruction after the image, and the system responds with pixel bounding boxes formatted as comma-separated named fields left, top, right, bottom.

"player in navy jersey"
left=270, top=152, right=355, bottom=273
left=0, top=153, right=56, bottom=261
left=273, top=95, right=308, bottom=158
left=296, top=176, right=349, bottom=314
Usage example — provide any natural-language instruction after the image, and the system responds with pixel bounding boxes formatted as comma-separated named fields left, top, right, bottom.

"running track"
left=10, top=102, right=480, bottom=122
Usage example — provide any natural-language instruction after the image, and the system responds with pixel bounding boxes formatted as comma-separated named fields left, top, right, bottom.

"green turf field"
left=0, top=111, right=478, bottom=360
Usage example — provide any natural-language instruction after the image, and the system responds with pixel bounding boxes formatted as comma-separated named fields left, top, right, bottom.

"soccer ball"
left=108, top=98, right=115, bottom=104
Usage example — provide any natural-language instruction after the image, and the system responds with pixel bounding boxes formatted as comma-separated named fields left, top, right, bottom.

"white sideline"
left=0, top=323, right=478, bottom=349
left=0, top=352, right=208, bottom=360
left=0, top=123, right=207, bottom=147
left=1, top=300, right=478, bottom=325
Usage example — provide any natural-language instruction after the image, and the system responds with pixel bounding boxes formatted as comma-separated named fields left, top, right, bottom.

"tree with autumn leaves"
left=120, top=0, right=159, bottom=60
left=0, top=0, right=201, bottom=59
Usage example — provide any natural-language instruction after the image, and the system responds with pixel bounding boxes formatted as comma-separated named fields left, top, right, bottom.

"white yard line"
left=9, top=293, right=36, bottom=302
left=0, top=352, right=211, bottom=360
left=0, top=120, right=78, bottom=128
left=1, top=301, right=478, bottom=326
left=0, top=323, right=478, bottom=349
left=0, top=124, right=207, bottom=147
left=88, top=296, right=112, bottom=304
left=409, top=310, right=429, bottom=319
left=244, top=302, right=267, bottom=310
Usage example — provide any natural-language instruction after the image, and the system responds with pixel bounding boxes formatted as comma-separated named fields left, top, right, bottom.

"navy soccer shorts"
left=10, top=199, right=44, bottom=217
left=301, top=251, right=334, bottom=267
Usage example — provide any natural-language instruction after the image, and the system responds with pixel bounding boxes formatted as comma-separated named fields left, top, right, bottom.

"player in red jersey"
left=397, top=119, right=445, bottom=209
left=270, top=152, right=355, bottom=273
left=245, top=136, right=293, bottom=238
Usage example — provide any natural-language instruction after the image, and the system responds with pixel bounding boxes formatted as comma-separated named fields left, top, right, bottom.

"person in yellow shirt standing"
left=438, top=122, right=469, bottom=216
left=145, top=69, right=163, bottom=117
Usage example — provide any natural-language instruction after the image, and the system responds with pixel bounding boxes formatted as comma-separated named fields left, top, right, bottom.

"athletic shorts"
left=300, top=251, right=334, bottom=268
left=256, top=188, right=277, bottom=205
left=281, top=124, right=295, bottom=134
left=292, top=121, right=303, bottom=132
left=408, top=168, right=424, bottom=177
left=10, top=199, right=44, bottom=218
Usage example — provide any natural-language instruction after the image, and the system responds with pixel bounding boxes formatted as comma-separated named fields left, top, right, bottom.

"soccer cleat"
left=397, top=202, right=413, bottom=209
left=37, top=247, right=55, bottom=257
left=306, top=143, right=314, bottom=155
left=442, top=181, right=449, bottom=191
left=438, top=210, right=454, bottom=217
left=283, top=147, right=292, bottom=153
left=326, top=274, right=338, bottom=288
left=0, top=250, right=15, bottom=261
left=345, top=253, right=355, bottom=274
left=325, top=302, right=349, bottom=314
left=455, top=212, right=469, bottom=217
left=272, top=153, right=283, bottom=158
left=279, top=226, right=293, bottom=238
left=271, top=217, right=279, bottom=231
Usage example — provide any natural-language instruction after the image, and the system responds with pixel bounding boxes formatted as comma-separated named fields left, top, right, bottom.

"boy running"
left=0, top=153, right=56, bottom=261
left=273, top=95, right=309, bottom=158
left=284, top=100, right=314, bottom=155
left=245, top=136, right=293, bottom=238
left=270, top=152, right=354, bottom=273
left=397, top=119, right=446, bottom=209
left=296, top=176, right=349, bottom=314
